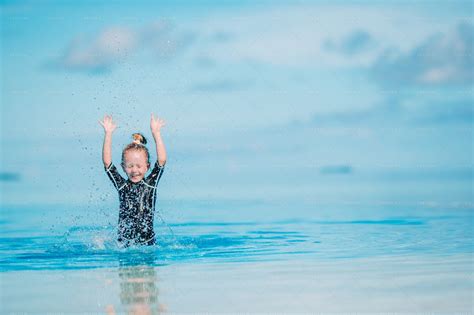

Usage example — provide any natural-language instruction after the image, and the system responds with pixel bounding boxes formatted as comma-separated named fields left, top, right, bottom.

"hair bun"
left=132, top=133, right=147, bottom=145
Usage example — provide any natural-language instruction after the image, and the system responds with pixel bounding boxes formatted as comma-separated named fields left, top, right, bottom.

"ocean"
left=1, top=161, right=472, bottom=312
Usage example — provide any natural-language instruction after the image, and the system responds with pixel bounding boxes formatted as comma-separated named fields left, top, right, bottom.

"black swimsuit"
left=105, top=162, right=165, bottom=246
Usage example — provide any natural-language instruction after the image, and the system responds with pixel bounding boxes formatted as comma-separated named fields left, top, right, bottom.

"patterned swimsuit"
left=105, top=162, right=165, bottom=246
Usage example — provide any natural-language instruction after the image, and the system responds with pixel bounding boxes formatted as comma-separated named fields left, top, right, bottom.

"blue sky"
left=1, top=0, right=473, bottom=206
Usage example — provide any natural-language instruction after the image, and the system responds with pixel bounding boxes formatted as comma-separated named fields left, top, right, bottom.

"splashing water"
left=1, top=200, right=473, bottom=272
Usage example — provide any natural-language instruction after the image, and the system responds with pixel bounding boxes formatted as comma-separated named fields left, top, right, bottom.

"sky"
left=1, top=0, right=473, bottom=206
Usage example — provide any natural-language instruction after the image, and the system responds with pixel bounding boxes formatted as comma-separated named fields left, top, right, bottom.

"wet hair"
left=132, top=133, right=147, bottom=145
left=121, top=133, right=150, bottom=167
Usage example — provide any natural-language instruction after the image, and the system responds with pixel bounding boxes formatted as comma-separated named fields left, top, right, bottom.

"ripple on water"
left=1, top=215, right=471, bottom=272
left=0, top=222, right=318, bottom=271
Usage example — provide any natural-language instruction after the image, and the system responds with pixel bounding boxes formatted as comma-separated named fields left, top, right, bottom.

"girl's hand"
left=99, top=115, right=117, bottom=134
left=150, top=113, right=166, bottom=134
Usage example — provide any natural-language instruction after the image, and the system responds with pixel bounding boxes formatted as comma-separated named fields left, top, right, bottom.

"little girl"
left=99, top=114, right=167, bottom=247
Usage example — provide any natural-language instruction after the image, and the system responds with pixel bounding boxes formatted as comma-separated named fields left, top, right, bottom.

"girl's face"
left=122, top=149, right=149, bottom=183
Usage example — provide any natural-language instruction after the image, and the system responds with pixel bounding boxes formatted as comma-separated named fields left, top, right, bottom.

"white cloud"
left=57, top=21, right=194, bottom=73
left=55, top=4, right=465, bottom=73
left=189, top=4, right=452, bottom=68
left=371, top=22, right=473, bottom=86
left=61, top=26, right=137, bottom=72
left=418, top=66, right=459, bottom=84
left=55, top=3, right=471, bottom=77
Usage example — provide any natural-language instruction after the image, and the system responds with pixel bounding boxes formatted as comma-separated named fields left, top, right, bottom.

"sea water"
left=1, top=165, right=473, bottom=312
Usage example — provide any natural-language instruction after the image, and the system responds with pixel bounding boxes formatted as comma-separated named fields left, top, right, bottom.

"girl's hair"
left=121, top=133, right=150, bottom=166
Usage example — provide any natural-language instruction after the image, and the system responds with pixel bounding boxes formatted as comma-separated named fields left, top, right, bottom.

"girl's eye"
left=125, top=164, right=142, bottom=168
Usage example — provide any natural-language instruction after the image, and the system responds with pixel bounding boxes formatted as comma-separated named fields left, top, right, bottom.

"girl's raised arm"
left=150, top=114, right=167, bottom=166
left=99, top=115, right=117, bottom=168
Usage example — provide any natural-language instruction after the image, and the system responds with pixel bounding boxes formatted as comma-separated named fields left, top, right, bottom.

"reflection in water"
left=107, top=251, right=166, bottom=315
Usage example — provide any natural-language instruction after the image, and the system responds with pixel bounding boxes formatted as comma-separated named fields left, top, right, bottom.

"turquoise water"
left=1, top=165, right=473, bottom=312
left=1, top=195, right=472, bottom=272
